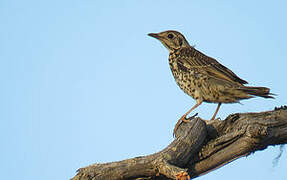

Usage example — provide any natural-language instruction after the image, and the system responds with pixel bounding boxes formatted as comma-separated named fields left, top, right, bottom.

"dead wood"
left=71, top=106, right=287, bottom=180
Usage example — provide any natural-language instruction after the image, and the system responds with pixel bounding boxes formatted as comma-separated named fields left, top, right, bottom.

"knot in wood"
left=246, top=125, right=268, bottom=138
left=228, top=113, right=240, bottom=123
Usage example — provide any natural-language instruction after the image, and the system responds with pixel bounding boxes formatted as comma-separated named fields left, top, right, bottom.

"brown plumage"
left=148, top=30, right=274, bottom=136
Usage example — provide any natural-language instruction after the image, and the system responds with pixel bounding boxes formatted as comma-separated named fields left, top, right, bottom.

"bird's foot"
left=173, top=113, right=198, bottom=137
left=173, top=116, right=188, bottom=137
left=176, top=171, right=190, bottom=180
left=181, top=117, right=190, bottom=123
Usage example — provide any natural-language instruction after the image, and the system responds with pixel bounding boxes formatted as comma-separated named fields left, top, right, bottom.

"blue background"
left=1, top=0, right=286, bottom=179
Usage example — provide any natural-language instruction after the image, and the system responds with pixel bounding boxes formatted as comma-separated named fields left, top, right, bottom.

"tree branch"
left=71, top=106, right=287, bottom=180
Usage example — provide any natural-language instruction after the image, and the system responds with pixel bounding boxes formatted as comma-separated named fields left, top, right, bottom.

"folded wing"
left=177, top=47, right=248, bottom=85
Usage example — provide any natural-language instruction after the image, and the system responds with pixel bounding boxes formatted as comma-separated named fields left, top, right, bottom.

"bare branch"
left=71, top=106, right=287, bottom=180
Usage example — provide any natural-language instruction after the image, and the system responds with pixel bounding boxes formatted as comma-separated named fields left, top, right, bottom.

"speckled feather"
left=169, top=47, right=256, bottom=103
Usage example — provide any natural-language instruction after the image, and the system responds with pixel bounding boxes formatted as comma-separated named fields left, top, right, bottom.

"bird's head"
left=148, top=30, right=190, bottom=52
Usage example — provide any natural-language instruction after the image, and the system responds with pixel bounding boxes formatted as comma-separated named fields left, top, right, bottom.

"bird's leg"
left=210, top=103, right=221, bottom=120
left=180, top=102, right=202, bottom=122
left=173, top=100, right=202, bottom=136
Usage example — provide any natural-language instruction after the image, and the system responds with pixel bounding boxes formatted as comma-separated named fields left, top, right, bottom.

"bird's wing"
left=177, top=48, right=248, bottom=84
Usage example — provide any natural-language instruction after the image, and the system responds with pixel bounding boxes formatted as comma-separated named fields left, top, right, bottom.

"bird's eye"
left=167, top=34, right=174, bottom=39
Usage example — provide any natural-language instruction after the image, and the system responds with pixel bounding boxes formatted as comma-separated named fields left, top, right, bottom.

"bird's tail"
left=238, top=86, right=275, bottom=98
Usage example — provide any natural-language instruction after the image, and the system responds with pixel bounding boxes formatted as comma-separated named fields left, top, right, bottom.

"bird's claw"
left=189, top=113, right=198, bottom=120
left=173, top=113, right=198, bottom=138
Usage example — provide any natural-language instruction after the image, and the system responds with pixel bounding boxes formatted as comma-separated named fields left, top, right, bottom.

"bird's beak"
left=148, top=33, right=160, bottom=39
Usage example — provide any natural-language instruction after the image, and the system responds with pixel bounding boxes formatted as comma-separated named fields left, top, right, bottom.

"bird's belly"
left=172, top=70, right=231, bottom=103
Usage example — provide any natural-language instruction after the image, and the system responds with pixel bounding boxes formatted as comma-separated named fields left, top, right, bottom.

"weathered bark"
left=71, top=106, right=287, bottom=180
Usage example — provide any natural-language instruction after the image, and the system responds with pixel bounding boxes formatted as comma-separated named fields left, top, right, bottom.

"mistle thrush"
left=148, top=30, right=274, bottom=136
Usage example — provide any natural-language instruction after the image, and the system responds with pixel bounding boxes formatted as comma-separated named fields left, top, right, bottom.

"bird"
left=148, top=30, right=274, bottom=136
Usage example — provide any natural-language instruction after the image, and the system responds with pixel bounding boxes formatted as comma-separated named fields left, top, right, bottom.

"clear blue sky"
left=1, top=0, right=287, bottom=179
